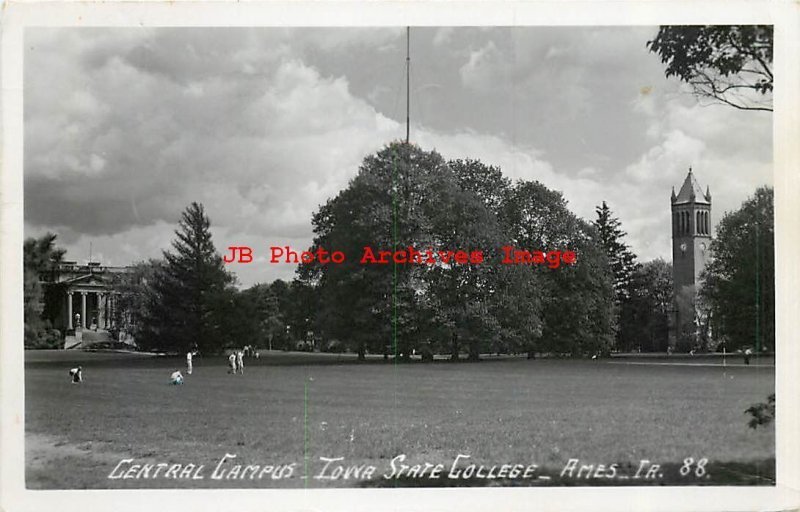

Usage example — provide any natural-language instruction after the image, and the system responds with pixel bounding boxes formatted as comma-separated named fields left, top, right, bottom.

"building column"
left=103, top=294, right=110, bottom=329
left=97, top=293, right=105, bottom=329
left=67, top=292, right=74, bottom=329
left=109, top=294, right=115, bottom=328
left=81, top=292, right=87, bottom=329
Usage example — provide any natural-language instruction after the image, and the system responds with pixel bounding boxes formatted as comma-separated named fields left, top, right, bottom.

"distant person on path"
left=228, top=352, right=237, bottom=374
left=744, top=348, right=753, bottom=365
left=186, top=351, right=193, bottom=375
left=170, top=370, right=184, bottom=385
left=236, top=351, right=244, bottom=374
left=69, top=366, right=82, bottom=384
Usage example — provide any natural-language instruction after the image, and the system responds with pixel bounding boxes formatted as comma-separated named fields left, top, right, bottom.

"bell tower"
left=670, top=168, right=712, bottom=348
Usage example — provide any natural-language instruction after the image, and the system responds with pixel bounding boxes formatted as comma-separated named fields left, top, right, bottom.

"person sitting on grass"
left=170, top=370, right=184, bottom=385
left=69, top=366, right=82, bottom=384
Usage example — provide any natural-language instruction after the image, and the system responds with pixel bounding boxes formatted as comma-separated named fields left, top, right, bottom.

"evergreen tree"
left=150, top=202, right=234, bottom=354
left=593, top=201, right=639, bottom=304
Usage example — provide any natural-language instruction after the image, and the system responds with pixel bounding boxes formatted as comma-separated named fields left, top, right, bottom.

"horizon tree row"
left=23, top=145, right=773, bottom=357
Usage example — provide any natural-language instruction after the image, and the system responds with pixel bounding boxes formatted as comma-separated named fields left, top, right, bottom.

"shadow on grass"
left=360, top=459, right=775, bottom=487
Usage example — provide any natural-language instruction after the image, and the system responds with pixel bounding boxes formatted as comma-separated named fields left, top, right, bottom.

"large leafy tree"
left=700, top=187, right=774, bottom=351
left=301, top=143, right=527, bottom=361
left=647, top=25, right=773, bottom=112
left=299, top=142, right=450, bottom=359
left=619, top=259, right=674, bottom=352
left=149, top=202, right=235, bottom=354
left=110, top=259, right=163, bottom=349
left=539, top=219, right=615, bottom=357
left=448, top=159, right=511, bottom=213
left=503, top=182, right=614, bottom=357
left=423, top=173, right=510, bottom=361
left=301, top=144, right=616, bottom=361
left=23, top=233, right=66, bottom=348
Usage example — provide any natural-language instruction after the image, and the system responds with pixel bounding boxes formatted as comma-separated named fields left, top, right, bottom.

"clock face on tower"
left=680, top=242, right=687, bottom=253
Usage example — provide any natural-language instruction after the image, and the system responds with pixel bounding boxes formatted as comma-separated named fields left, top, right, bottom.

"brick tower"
left=670, top=168, right=712, bottom=348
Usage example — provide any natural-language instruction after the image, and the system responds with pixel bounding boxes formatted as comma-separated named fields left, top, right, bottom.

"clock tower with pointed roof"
left=670, top=168, right=712, bottom=348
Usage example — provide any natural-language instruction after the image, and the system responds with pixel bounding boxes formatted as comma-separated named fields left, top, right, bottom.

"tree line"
left=23, top=145, right=774, bottom=358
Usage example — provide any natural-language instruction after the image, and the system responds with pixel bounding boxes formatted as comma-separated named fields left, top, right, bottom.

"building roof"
left=673, top=169, right=710, bottom=205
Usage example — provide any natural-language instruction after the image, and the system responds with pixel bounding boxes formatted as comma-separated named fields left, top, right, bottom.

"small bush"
left=745, top=393, right=775, bottom=429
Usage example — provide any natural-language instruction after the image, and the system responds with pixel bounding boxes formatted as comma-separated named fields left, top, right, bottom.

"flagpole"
left=405, top=26, right=410, bottom=144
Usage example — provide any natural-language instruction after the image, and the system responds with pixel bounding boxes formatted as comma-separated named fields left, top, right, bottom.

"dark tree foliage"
left=241, top=281, right=288, bottom=350
left=23, top=233, right=66, bottom=348
left=593, top=201, right=639, bottom=304
left=424, top=175, right=510, bottom=361
left=298, top=144, right=618, bottom=361
left=594, top=201, right=638, bottom=353
left=110, top=259, right=163, bottom=347
left=448, top=159, right=511, bottom=213
left=648, top=25, right=773, bottom=112
left=148, top=202, right=235, bottom=354
left=618, top=259, right=674, bottom=352
left=299, top=143, right=403, bottom=359
left=503, top=182, right=615, bottom=357
left=538, top=219, right=615, bottom=357
left=300, top=142, right=500, bottom=360
left=284, top=279, right=319, bottom=350
left=700, top=187, right=774, bottom=352
left=300, top=143, right=549, bottom=361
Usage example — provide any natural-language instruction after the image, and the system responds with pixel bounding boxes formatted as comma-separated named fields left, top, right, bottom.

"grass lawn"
left=24, top=351, right=775, bottom=489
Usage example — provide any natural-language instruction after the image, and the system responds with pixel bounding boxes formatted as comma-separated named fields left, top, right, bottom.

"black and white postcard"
left=2, top=2, right=799, bottom=511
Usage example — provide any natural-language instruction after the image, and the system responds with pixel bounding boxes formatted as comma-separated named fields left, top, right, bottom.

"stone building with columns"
left=42, top=261, right=131, bottom=345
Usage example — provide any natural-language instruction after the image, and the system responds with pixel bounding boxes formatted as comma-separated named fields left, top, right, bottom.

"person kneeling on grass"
left=69, top=366, right=82, bottom=384
left=170, top=370, right=184, bottom=385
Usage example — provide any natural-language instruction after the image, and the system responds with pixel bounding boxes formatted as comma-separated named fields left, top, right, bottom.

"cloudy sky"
left=24, top=27, right=772, bottom=287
